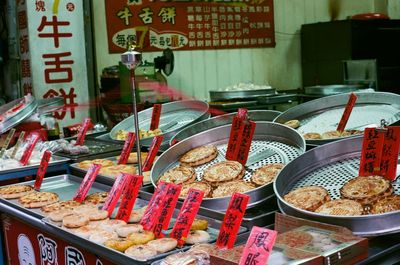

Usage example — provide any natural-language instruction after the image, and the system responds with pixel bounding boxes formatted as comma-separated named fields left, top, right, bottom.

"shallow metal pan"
left=0, top=97, right=38, bottom=134
left=209, top=88, right=276, bottom=101
left=151, top=121, right=305, bottom=211
left=273, top=92, right=400, bottom=146
left=0, top=155, right=70, bottom=176
left=274, top=136, right=400, bottom=237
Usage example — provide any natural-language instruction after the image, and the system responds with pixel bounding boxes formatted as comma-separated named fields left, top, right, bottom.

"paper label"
left=75, top=118, right=92, bottom=146
left=380, top=127, right=400, bottom=181
left=11, top=131, right=25, bottom=159
left=226, top=116, right=245, bottom=160
left=236, top=121, right=256, bottom=166
left=358, top=128, right=385, bottom=176
left=19, top=132, right=41, bottom=166
left=102, top=173, right=129, bottom=216
left=170, top=188, right=205, bottom=246
left=170, top=139, right=179, bottom=146
left=33, top=150, right=52, bottom=190
left=118, top=132, right=136, bottom=165
left=216, top=192, right=250, bottom=249
left=140, top=182, right=169, bottom=231
left=0, top=129, right=15, bottom=157
left=73, top=163, right=101, bottom=203
left=142, top=136, right=163, bottom=172
left=150, top=104, right=162, bottom=130
left=115, top=175, right=144, bottom=222
left=239, top=226, right=277, bottom=265
left=337, top=93, right=358, bottom=132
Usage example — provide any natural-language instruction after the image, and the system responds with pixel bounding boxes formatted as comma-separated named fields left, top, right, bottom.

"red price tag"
left=170, top=139, right=179, bottom=146
left=33, top=151, right=52, bottom=190
left=337, top=93, right=358, bottom=132
left=142, top=136, right=163, bottom=172
left=226, top=109, right=248, bottom=161
left=73, top=164, right=101, bottom=203
left=170, top=188, right=205, bottom=246
left=118, top=132, right=136, bottom=165
left=140, top=182, right=169, bottom=231
left=153, top=183, right=182, bottom=238
left=239, top=226, right=277, bottom=265
left=216, top=192, right=249, bottom=250
left=75, top=118, right=92, bottom=146
left=236, top=121, right=256, bottom=166
left=380, top=127, right=400, bottom=181
left=359, top=128, right=385, bottom=176
left=150, top=104, right=162, bottom=130
left=102, top=173, right=130, bottom=216
left=115, top=175, right=144, bottom=222
left=20, top=132, right=41, bottom=166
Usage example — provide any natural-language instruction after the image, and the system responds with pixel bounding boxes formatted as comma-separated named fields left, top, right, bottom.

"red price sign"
left=150, top=104, right=162, bottom=130
left=116, top=175, right=144, bottom=222
left=73, top=164, right=101, bottom=203
left=33, top=150, right=52, bottom=190
left=380, top=127, right=400, bottom=181
left=359, top=128, right=385, bottom=176
left=20, top=132, right=41, bottom=166
left=118, top=132, right=136, bottom=165
left=170, top=188, right=204, bottom=246
left=216, top=192, right=249, bottom=250
left=226, top=108, right=248, bottom=161
left=142, top=136, right=163, bottom=172
left=337, top=93, right=358, bottom=132
left=170, top=139, right=179, bottom=146
left=140, top=182, right=169, bottom=231
left=153, top=183, right=182, bottom=238
left=239, top=226, right=277, bottom=265
left=102, top=173, right=129, bottom=216
left=75, top=118, right=92, bottom=146
left=236, top=121, right=256, bottom=166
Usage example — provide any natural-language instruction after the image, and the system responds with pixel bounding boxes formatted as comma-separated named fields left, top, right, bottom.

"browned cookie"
left=203, top=160, right=245, bottom=186
left=212, top=180, right=255, bottom=198
left=179, top=145, right=218, bottom=167
left=303, top=132, right=322, bottom=140
left=179, top=181, right=212, bottom=198
left=315, top=199, right=363, bottom=216
left=84, top=192, right=109, bottom=205
left=0, top=185, right=34, bottom=199
left=19, top=191, right=59, bottom=208
left=251, top=163, right=285, bottom=186
left=284, top=186, right=331, bottom=212
left=157, top=166, right=196, bottom=185
left=371, top=195, right=400, bottom=214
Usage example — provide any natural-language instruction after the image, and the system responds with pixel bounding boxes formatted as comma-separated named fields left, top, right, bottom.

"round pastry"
left=160, top=249, right=210, bottom=265
left=116, top=224, right=144, bottom=238
left=190, top=219, right=209, bottom=231
left=158, top=166, right=196, bottom=185
left=74, top=225, right=99, bottom=239
left=303, top=133, right=322, bottom=140
left=284, top=186, right=331, bottom=212
left=100, top=165, right=136, bottom=177
left=48, top=208, right=74, bottom=222
left=212, top=180, right=254, bottom=198
left=88, top=209, right=109, bottom=221
left=203, top=161, right=245, bottom=186
left=322, top=130, right=342, bottom=139
left=84, top=192, right=109, bottom=205
left=315, top=199, right=364, bottom=216
left=371, top=196, right=400, bottom=214
left=185, top=230, right=210, bottom=245
left=127, top=230, right=155, bottom=245
left=128, top=206, right=148, bottom=223
left=41, top=200, right=80, bottom=214
left=341, top=130, right=362, bottom=137
left=104, top=238, right=136, bottom=252
left=284, top=120, right=300, bottom=129
left=77, top=159, right=114, bottom=170
left=276, top=231, right=313, bottom=248
left=251, top=163, right=285, bottom=186
left=62, top=214, right=90, bottom=228
left=147, top=238, right=178, bottom=253
left=99, top=219, right=127, bottom=233
left=89, top=230, right=118, bottom=245
left=0, top=185, right=34, bottom=199
left=73, top=204, right=98, bottom=214
left=117, top=152, right=149, bottom=164
left=179, top=145, right=218, bottom=167
left=180, top=181, right=212, bottom=198
left=125, top=244, right=157, bottom=261
left=18, top=191, right=59, bottom=208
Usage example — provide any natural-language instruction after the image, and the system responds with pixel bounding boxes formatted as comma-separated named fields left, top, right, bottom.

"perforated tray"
left=274, top=136, right=400, bottom=237
left=151, top=122, right=305, bottom=211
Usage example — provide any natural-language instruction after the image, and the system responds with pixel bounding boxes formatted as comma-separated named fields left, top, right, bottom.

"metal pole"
left=130, top=68, right=143, bottom=175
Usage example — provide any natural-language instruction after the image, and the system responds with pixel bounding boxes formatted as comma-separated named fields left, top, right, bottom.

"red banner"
left=140, top=182, right=169, bottom=231
left=236, top=120, right=256, bottom=166
left=102, top=173, right=129, bottom=216
left=118, top=132, right=136, bottom=165
left=358, top=128, right=385, bottom=177
left=33, top=150, right=52, bottom=190
left=150, top=104, right=162, bottom=130
left=105, top=0, right=275, bottom=52
left=75, top=118, right=91, bottom=146
left=142, top=136, right=163, bottom=172
left=380, top=127, right=400, bottom=181
left=73, top=164, right=101, bottom=203
left=116, top=175, right=144, bottom=222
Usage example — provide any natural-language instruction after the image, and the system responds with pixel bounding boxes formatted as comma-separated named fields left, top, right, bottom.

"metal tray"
left=170, top=110, right=281, bottom=145
left=36, top=96, right=64, bottom=115
left=274, top=136, right=400, bottom=237
left=209, top=88, right=276, bottom=101
left=109, top=100, right=210, bottom=147
left=151, top=122, right=305, bottom=211
left=273, top=92, right=400, bottom=145
left=304, top=85, right=366, bottom=96
left=0, top=97, right=38, bottom=134
left=208, top=100, right=258, bottom=109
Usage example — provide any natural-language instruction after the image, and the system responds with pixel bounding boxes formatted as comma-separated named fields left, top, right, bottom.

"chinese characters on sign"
left=380, top=127, right=400, bottom=181
left=358, top=128, right=385, bottom=176
left=105, top=0, right=275, bottom=52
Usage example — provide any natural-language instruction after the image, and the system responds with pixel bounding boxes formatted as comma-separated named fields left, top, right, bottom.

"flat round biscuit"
left=315, top=199, right=363, bottom=216
left=158, top=166, right=196, bottom=185
left=341, top=130, right=362, bottom=137
left=147, top=238, right=178, bottom=253
left=18, top=191, right=59, bottom=208
left=125, top=244, right=157, bottom=261
left=41, top=200, right=81, bottom=213
left=284, top=186, right=330, bottom=212
left=185, top=230, right=210, bottom=245
left=74, top=225, right=99, bottom=239
left=105, top=238, right=136, bottom=252
left=251, top=163, right=285, bottom=186
left=117, top=152, right=148, bottom=164
left=73, top=204, right=98, bottom=214
left=340, top=176, right=392, bottom=204
left=203, top=161, right=245, bottom=185
left=303, top=133, right=322, bottom=140
left=99, top=219, right=127, bottom=233
left=89, top=230, right=118, bottom=245
left=49, top=209, right=74, bottom=222
left=212, top=180, right=255, bottom=198
left=276, top=231, right=313, bottom=248
left=322, top=130, right=342, bottom=139
left=84, top=192, right=109, bottom=205
left=88, top=209, right=109, bottom=221
left=190, top=219, right=208, bottom=231
left=116, top=224, right=143, bottom=237
left=179, top=181, right=212, bottom=198
left=78, top=159, right=114, bottom=170
left=100, top=165, right=136, bottom=177
left=179, top=145, right=218, bottom=167
left=62, top=214, right=90, bottom=228
left=284, top=120, right=300, bottom=129
left=127, top=230, right=155, bottom=245
left=371, top=196, right=400, bottom=214
left=128, top=206, right=148, bottom=223
left=0, top=185, right=34, bottom=199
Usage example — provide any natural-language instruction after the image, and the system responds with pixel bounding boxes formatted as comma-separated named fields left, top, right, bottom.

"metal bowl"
left=0, top=97, right=38, bottom=134
left=209, top=88, right=276, bottom=101
left=304, top=85, right=366, bottom=96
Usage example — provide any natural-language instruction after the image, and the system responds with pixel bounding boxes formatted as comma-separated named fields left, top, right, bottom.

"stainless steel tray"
left=109, top=100, right=210, bottom=147
left=304, top=85, right=366, bottom=96
left=274, top=136, right=400, bottom=237
left=36, top=96, right=64, bottom=115
left=0, top=97, right=38, bottom=134
left=0, top=154, right=70, bottom=175
left=274, top=92, right=400, bottom=145
left=170, top=110, right=281, bottom=145
left=151, top=122, right=305, bottom=211
left=209, top=88, right=276, bottom=101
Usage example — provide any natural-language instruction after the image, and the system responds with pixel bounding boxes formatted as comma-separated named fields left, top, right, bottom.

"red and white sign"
left=226, top=108, right=248, bottom=161
left=359, top=128, right=385, bottom=177
left=140, top=182, right=169, bottom=231
left=73, top=164, right=101, bottom=203
left=102, top=173, right=129, bottom=216
left=33, top=150, right=52, bottom=190
left=118, top=132, right=136, bottom=165
left=236, top=120, right=256, bottom=166
left=116, top=175, right=144, bottom=222
left=75, top=118, right=91, bottom=146
left=142, top=136, right=163, bottom=172
left=380, top=127, right=400, bottom=181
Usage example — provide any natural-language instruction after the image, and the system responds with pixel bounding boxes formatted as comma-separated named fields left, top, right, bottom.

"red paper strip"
left=226, top=109, right=248, bottom=160
left=380, top=127, right=400, bottom=181
left=236, top=121, right=257, bottom=166
left=102, top=173, right=129, bottom=216
left=153, top=183, right=182, bottom=238
left=19, top=132, right=41, bottom=166
left=140, top=182, right=169, bottom=231
left=358, top=128, right=385, bottom=176
left=73, top=164, right=102, bottom=203
left=170, top=188, right=205, bottom=246
left=216, top=192, right=250, bottom=250
left=170, top=139, right=179, bottom=146
left=116, top=175, right=144, bottom=222
left=337, top=93, right=358, bottom=132
left=118, top=132, right=136, bottom=165
left=142, top=136, right=163, bottom=172
left=33, top=150, right=52, bottom=190
left=75, top=118, right=92, bottom=146
left=239, top=226, right=278, bottom=265
left=150, top=104, right=162, bottom=130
